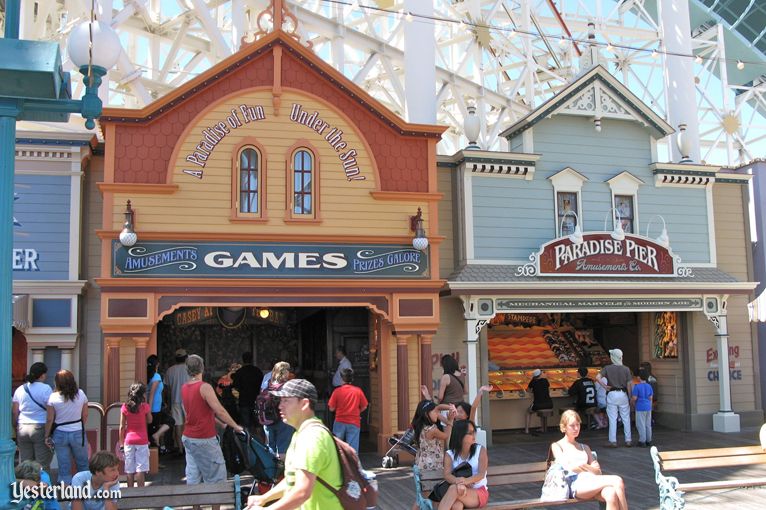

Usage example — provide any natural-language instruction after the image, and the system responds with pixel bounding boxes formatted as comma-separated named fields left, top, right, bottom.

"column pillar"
left=705, top=296, right=740, bottom=432
left=32, top=349, right=44, bottom=363
left=419, top=334, right=433, bottom=392
left=60, top=349, right=73, bottom=371
left=104, top=337, right=121, bottom=406
left=396, top=334, right=411, bottom=431
left=464, top=319, right=485, bottom=406
left=708, top=312, right=740, bottom=432
left=135, top=337, right=148, bottom=384
left=658, top=0, right=701, bottom=162
left=404, top=0, right=436, bottom=123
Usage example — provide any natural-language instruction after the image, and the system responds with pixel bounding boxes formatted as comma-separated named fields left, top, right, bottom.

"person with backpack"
left=246, top=378, right=342, bottom=510
left=12, top=362, right=53, bottom=471
left=258, top=361, right=295, bottom=458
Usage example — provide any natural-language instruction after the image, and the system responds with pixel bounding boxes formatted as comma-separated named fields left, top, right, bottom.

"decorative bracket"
left=650, top=446, right=686, bottom=510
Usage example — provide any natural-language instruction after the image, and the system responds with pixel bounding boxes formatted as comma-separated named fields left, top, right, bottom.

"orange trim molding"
left=98, top=183, right=180, bottom=194
left=369, top=191, right=444, bottom=201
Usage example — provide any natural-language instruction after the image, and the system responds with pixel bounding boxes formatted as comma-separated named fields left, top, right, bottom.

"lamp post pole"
left=0, top=1, right=119, bottom=505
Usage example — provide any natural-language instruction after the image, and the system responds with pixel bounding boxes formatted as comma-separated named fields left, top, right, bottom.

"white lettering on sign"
left=12, top=248, right=39, bottom=271
left=553, top=238, right=658, bottom=271
left=204, top=251, right=349, bottom=270
left=183, top=105, right=266, bottom=174
left=289, top=103, right=366, bottom=181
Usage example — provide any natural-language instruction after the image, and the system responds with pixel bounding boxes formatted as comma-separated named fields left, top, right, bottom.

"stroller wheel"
left=382, top=455, right=398, bottom=468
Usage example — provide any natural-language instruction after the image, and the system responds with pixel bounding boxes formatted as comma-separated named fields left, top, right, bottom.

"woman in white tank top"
left=551, top=410, right=628, bottom=510
left=437, top=420, right=489, bottom=509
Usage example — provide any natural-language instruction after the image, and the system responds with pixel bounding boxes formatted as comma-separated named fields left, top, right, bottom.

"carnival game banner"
left=112, top=241, right=429, bottom=279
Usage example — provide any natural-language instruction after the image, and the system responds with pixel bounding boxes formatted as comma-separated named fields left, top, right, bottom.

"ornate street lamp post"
left=0, top=0, right=120, bottom=505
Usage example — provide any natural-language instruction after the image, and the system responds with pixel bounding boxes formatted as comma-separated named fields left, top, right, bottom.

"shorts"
left=124, top=444, right=150, bottom=474
left=476, top=486, right=489, bottom=507
left=171, top=403, right=185, bottom=425
left=182, top=436, right=227, bottom=484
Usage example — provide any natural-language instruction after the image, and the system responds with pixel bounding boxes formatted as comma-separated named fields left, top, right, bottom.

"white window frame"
left=607, top=171, right=644, bottom=235
left=549, top=167, right=588, bottom=237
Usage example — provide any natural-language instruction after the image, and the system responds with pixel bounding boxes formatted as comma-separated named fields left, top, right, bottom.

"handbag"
left=540, top=462, right=574, bottom=501
left=428, top=461, right=473, bottom=502
left=540, top=444, right=577, bottom=501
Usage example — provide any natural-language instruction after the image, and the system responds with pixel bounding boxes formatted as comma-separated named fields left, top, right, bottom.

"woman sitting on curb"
left=437, top=420, right=489, bottom=510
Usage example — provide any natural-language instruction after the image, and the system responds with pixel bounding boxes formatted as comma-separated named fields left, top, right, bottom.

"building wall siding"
left=82, top=157, right=104, bottom=402
left=110, top=90, right=428, bottom=238
left=13, top=174, right=71, bottom=280
left=438, top=168, right=455, bottom=278
left=473, top=116, right=710, bottom=263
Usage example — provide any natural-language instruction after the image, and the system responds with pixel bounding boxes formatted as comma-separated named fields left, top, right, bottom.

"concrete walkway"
left=143, top=424, right=766, bottom=509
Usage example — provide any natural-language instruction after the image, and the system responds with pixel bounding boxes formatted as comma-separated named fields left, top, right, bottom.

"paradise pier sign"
left=515, top=232, right=691, bottom=278
left=112, top=241, right=429, bottom=279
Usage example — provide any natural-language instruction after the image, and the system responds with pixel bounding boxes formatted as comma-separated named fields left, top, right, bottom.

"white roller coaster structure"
left=4, top=0, right=765, bottom=165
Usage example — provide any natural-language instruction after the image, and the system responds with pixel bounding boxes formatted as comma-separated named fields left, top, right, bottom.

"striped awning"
left=748, top=289, right=766, bottom=322
left=12, top=294, right=29, bottom=330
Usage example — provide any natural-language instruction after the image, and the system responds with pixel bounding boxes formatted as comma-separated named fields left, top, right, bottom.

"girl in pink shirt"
left=119, top=383, right=153, bottom=487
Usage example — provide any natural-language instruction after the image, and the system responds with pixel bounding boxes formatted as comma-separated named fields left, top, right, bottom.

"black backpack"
left=255, top=383, right=281, bottom=426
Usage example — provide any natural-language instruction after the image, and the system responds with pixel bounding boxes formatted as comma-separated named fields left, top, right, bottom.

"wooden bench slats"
left=662, top=453, right=766, bottom=471
left=488, top=473, right=547, bottom=486
left=121, top=482, right=234, bottom=497
left=652, top=445, right=766, bottom=510
left=117, top=493, right=235, bottom=509
left=420, top=463, right=548, bottom=481
left=678, top=477, right=766, bottom=493
left=413, top=463, right=584, bottom=510
left=658, top=445, right=764, bottom=461
left=485, top=498, right=579, bottom=510
left=117, top=477, right=240, bottom=510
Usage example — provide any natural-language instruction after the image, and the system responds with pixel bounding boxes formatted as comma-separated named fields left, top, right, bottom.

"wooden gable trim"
left=499, top=66, right=674, bottom=140
left=101, top=32, right=446, bottom=139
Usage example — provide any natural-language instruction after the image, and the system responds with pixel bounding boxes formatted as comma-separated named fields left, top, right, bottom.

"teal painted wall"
left=473, top=115, right=710, bottom=263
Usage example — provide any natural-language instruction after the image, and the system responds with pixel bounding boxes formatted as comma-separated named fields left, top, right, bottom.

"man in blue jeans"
left=327, top=369, right=367, bottom=453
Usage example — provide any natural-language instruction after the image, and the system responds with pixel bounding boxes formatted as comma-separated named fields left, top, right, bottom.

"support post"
left=0, top=97, right=21, bottom=510
left=419, top=334, right=433, bottom=392
left=135, top=337, right=148, bottom=384
left=396, top=334, right=410, bottom=431
left=658, top=0, right=701, bottom=162
left=404, top=0, right=436, bottom=123
left=105, top=337, right=122, bottom=406
left=705, top=297, right=740, bottom=432
left=464, top=319, right=483, bottom=407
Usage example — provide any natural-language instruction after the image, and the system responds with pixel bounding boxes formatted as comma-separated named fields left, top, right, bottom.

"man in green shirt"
left=246, top=379, right=342, bottom=510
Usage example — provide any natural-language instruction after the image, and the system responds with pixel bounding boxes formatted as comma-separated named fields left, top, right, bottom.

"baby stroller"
left=382, top=427, right=418, bottom=468
left=222, top=428, right=281, bottom=497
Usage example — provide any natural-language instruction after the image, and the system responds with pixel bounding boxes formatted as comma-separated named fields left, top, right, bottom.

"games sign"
left=112, top=241, right=429, bottom=279
left=516, top=232, right=690, bottom=278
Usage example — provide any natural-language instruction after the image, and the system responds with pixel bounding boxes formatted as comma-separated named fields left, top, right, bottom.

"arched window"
left=293, top=149, right=313, bottom=215
left=239, top=147, right=260, bottom=214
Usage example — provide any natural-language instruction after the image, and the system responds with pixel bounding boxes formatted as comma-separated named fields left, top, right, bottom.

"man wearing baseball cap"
left=600, top=349, right=634, bottom=447
left=246, top=379, right=342, bottom=510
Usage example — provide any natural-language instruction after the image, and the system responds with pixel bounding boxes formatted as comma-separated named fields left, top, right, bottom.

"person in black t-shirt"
left=568, top=367, right=597, bottom=411
left=231, top=351, right=263, bottom=434
left=525, top=369, right=553, bottom=434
